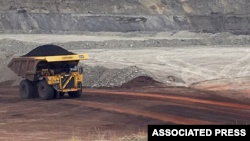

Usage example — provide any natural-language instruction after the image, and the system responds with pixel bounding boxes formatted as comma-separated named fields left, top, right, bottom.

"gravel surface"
left=81, top=64, right=156, bottom=88
left=1, top=32, right=250, bottom=53
left=1, top=31, right=250, bottom=88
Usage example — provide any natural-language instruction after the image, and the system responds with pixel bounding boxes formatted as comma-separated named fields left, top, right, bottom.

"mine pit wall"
left=0, top=13, right=182, bottom=33
left=0, top=0, right=250, bottom=34
left=1, top=0, right=250, bottom=15
left=0, top=12, right=250, bottom=34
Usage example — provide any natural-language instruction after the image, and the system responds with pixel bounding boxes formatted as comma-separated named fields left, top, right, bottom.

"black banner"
left=148, top=125, right=250, bottom=140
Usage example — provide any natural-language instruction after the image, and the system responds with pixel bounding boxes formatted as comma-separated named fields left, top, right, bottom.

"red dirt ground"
left=0, top=81, right=250, bottom=141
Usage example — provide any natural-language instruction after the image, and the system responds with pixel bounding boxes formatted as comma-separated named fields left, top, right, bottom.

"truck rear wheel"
left=38, top=80, right=54, bottom=100
left=68, top=90, right=82, bottom=98
left=19, top=79, right=35, bottom=99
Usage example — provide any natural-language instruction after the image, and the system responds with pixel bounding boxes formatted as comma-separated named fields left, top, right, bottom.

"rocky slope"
left=0, top=0, right=249, bottom=15
left=0, top=0, right=249, bottom=34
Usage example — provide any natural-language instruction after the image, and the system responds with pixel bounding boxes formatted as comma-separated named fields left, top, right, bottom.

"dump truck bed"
left=8, top=54, right=89, bottom=81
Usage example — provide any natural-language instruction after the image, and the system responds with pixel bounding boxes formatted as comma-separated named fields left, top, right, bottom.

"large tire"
left=68, top=83, right=82, bottom=98
left=37, top=80, right=54, bottom=100
left=53, top=91, right=65, bottom=98
left=68, top=90, right=82, bottom=98
left=19, top=79, right=36, bottom=99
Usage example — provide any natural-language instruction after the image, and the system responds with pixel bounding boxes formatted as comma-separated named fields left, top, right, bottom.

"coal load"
left=22, top=44, right=75, bottom=57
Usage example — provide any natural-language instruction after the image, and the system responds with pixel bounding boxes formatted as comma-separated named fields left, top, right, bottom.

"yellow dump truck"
left=8, top=54, right=89, bottom=100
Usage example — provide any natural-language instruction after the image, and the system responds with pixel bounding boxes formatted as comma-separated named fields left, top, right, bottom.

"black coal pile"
left=22, top=44, right=75, bottom=57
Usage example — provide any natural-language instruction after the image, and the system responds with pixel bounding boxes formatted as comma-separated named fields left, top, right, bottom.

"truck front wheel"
left=68, top=90, right=82, bottom=98
left=38, top=80, right=54, bottom=100
left=19, top=79, right=35, bottom=99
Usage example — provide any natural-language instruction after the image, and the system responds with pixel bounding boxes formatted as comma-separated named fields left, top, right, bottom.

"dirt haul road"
left=0, top=86, right=250, bottom=141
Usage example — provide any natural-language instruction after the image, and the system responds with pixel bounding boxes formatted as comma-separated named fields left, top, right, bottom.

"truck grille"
left=61, top=75, right=75, bottom=88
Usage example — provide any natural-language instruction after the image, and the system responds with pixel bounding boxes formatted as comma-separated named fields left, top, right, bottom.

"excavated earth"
left=1, top=1, right=250, bottom=141
left=0, top=32, right=250, bottom=141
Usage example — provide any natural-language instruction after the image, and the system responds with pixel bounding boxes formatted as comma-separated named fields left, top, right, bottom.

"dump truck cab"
left=8, top=54, right=88, bottom=100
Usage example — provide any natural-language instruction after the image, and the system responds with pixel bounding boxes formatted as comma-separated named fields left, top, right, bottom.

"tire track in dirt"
left=219, top=53, right=250, bottom=77
left=88, top=51, right=189, bottom=84
left=157, top=55, right=219, bottom=77
left=84, top=89, right=250, bottom=110
left=238, top=65, right=250, bottom=77
left=65, top=99, right=215, bottom=125
left=156, top=55, right=221, bottom=85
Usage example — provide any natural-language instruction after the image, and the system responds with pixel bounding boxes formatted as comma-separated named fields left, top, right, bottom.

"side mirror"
left=78, top=66, right=83, bottom=74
